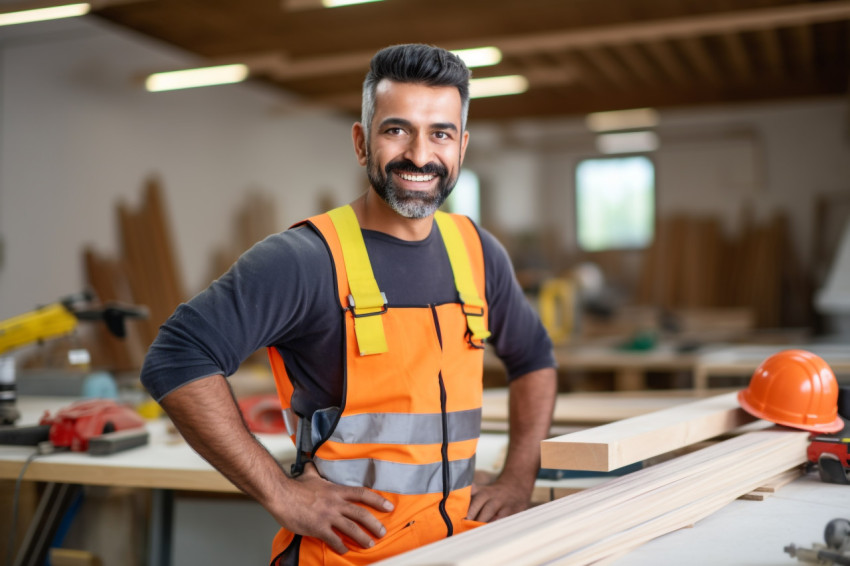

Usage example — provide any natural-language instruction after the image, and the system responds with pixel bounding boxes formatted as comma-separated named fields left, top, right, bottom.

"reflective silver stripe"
left=328, top=409, right=481, bottom=445
left=314, top=455, right=476, bottom=495
left=281, top=408, right=298, bottom=438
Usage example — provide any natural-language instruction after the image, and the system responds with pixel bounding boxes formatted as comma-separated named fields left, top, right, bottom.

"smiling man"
left=141, top=44, right=557, bottom=565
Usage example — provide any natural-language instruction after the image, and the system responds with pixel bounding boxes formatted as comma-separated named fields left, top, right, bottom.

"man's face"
left=358, top=80, right=469, bottom=219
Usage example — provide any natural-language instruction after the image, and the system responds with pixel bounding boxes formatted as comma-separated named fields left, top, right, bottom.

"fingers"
left=340, top=492, right=389, bottom=539
left=466, top=490, right=487, bottom=521
left=350, top=485, right=395, bottom=513
left=467, top=485, right=529, bottom=522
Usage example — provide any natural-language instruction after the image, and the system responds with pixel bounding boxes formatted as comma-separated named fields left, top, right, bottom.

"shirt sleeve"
left=479, top=226, right=557, bottom=381
left=139, top=226, right=336, bottom=402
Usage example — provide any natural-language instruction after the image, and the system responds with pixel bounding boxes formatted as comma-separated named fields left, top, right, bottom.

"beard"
left=367, top=154, right=458, bottom=219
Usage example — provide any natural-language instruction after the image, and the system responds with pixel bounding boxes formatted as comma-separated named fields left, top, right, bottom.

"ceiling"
left=87, top=0, right=850, bottom=121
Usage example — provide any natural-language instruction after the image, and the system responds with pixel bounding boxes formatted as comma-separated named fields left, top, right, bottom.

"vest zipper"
left=430, top=304, right=453, bottom=537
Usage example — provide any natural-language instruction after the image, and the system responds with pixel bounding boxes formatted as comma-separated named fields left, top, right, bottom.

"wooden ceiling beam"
left=613, top=44, right=660, bottom=85
left=644, top=40, right=691, bottom=85
left=757, top=28, right=785, bottom=77
left=678, top=37, right=723, bottom=85
left=552, top=51, right=609, bottom=92
left=580, top=47, right=634, bottom=89
left=209, top=1, right=850, bottom=82
left=472, top=0, right=850, bottom=53
left=720, top=33, right=754, bottom=83
left=790, top=24, right=816, bottom=77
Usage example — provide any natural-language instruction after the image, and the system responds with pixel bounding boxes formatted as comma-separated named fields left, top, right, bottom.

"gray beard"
left=366, top=155, right=457, bottom=220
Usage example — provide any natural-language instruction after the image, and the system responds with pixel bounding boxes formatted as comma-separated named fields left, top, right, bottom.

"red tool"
left=237, top=394, right=286, bottom=434
left=807, top=387, right=850, bottom=485
left=39, top=399, right=146, bottom=452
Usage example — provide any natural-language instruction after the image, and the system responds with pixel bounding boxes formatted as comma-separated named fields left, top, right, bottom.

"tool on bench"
left=807, top=387, right=850, bottom=485
left=0, top=290, right=147, bottom=425
left=785, top=518, right=850, bottom=565
left=0, top=398, right=149, bottom=454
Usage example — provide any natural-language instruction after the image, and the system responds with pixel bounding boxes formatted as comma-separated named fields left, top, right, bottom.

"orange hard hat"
left=738, top=349, right=845, bottom=433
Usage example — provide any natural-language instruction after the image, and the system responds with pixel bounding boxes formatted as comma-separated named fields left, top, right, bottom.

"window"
left=444, top=169, right=481, bottom=224
left=575, top=156, right=655, bottom=252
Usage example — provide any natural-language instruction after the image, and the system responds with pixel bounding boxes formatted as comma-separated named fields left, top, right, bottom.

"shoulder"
left=467, top=221, right=513, bottom=275
left=235, top=225, right=330, bottom=275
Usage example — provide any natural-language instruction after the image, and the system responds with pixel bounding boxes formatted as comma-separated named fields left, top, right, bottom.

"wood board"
left=375, top=429, right=809, bottom=566
left=540, top=391, right=757, bottom=471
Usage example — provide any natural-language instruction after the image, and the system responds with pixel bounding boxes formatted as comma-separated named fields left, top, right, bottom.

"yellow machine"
left=0, top=292, right=146, bottom=424
left=0, top=303, right=80, bottom=357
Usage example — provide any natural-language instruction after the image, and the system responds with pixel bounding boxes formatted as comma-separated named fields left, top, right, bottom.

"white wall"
left=0, top=17, right=362, bottom=319
left=465, top=98, right=850, bottom=275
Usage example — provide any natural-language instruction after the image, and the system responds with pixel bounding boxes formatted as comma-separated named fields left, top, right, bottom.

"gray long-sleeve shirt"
left=140, top=219, right=555, bottom=420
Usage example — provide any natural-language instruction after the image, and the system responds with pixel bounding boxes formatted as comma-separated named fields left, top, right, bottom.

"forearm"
left=159, top=374, right=291, bottom=515
left=499, top=367, right=557, bottom=491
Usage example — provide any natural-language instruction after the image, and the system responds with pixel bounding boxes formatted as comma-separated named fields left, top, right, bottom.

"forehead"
left=372, top=79, right=463, bottom=128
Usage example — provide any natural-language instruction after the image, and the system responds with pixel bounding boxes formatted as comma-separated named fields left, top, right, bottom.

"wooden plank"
left=738, top=465, right=804, bottom=500
left=540, top=391, right=757, bottom=471
left=481, top=388, right=738, bottom=426
left=376, top=429, right=809, bottom=566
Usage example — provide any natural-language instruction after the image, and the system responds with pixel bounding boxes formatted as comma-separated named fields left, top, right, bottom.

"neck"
left=350, top=190, right=435, bottom=241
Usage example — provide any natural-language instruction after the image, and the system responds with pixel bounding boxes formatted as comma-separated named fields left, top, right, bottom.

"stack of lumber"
left=636, top=210, right=804, bottom=328
left=117, top=178, right=184, bottom=347
left=377, top=393, right=809, bottom=566
left=83, top=178, right=185, bottom=370
left=206, top=190, right=278, bottom=282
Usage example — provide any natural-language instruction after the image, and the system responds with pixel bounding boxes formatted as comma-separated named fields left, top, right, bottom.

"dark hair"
left=361, top=44, right=471, bottom=138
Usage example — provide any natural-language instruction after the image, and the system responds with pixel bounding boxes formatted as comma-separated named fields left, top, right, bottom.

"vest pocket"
left=323, top=520, right=418, bottom=564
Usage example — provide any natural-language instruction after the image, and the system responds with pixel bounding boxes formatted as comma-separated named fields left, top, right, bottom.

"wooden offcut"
left=541, top=391, right=757, bottom=472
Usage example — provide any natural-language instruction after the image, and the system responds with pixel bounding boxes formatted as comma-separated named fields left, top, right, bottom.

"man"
left=141, top=44, right=557, bottom=565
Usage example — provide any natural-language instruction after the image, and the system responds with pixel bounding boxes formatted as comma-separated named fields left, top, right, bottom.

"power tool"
left=0, top=291, right=147, bottom=425
left=808, top=387, right=850, bottom=485
left=785, top=518, right=850, bottom=565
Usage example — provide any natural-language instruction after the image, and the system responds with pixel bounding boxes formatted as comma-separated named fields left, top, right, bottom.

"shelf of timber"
left=377, top=392, right=809, bottom=566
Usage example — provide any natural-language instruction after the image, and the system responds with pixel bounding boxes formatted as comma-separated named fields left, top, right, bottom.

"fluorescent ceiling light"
left=145, top=64, right=250, bottom=92
left=469, top=75, right=528, bottom=99
left=596, top=131, right=659, bottom=154
left=451, top=47, right=502, bottom=68
left=586, top=108, right=659, bottom=132
left=0, top=3, right=89, bottom=26
left=322, top=0, right=383, bottom=6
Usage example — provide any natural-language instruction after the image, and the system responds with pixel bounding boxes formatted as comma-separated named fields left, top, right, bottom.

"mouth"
left=396, top=171, right=436, bottom=183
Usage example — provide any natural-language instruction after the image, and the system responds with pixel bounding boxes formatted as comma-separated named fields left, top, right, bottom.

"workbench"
left=693, top=343, right=850, bottom=390
left=5, top=396, right=849, bottom=566
left=0, top=396, right=297, bottom=566
left=0, top=396, right=515, bottom=566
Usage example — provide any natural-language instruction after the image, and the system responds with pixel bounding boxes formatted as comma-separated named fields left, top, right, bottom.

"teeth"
left=399, top=172, right=435, bottom=182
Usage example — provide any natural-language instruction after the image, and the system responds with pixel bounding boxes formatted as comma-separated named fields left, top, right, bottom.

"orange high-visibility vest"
left=268, top=205, right=489, bottom=565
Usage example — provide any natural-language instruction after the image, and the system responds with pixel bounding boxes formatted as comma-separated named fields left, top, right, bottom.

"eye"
left=433, top=131, right=451, bottom=140
left=385, top=127, right=405, bottom=135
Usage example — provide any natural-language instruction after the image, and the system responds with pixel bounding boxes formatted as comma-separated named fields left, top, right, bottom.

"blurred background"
left=2, top=1, right=850, bottom=564
left=1, top=0, right=849, bottom=379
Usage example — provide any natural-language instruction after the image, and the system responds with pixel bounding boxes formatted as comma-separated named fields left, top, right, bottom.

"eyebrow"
left=378, top=117, right=459, bottom=132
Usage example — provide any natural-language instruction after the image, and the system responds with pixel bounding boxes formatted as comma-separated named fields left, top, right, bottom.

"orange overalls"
left=267, top=205, right=490, bottom=565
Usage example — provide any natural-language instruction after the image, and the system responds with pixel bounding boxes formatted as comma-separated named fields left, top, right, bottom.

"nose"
left=404, top=132, right=432, bottom=168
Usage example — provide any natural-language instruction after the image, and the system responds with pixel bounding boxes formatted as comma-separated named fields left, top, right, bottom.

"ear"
left=352, top=122, right=368, bottom=166
left=459, top=130, right=470, bottom=166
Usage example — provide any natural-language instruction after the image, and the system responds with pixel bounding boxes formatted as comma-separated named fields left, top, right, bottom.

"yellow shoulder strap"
left=327, top=205, right=388, bottom=356
left=434, top=211, right=491, bottom=343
